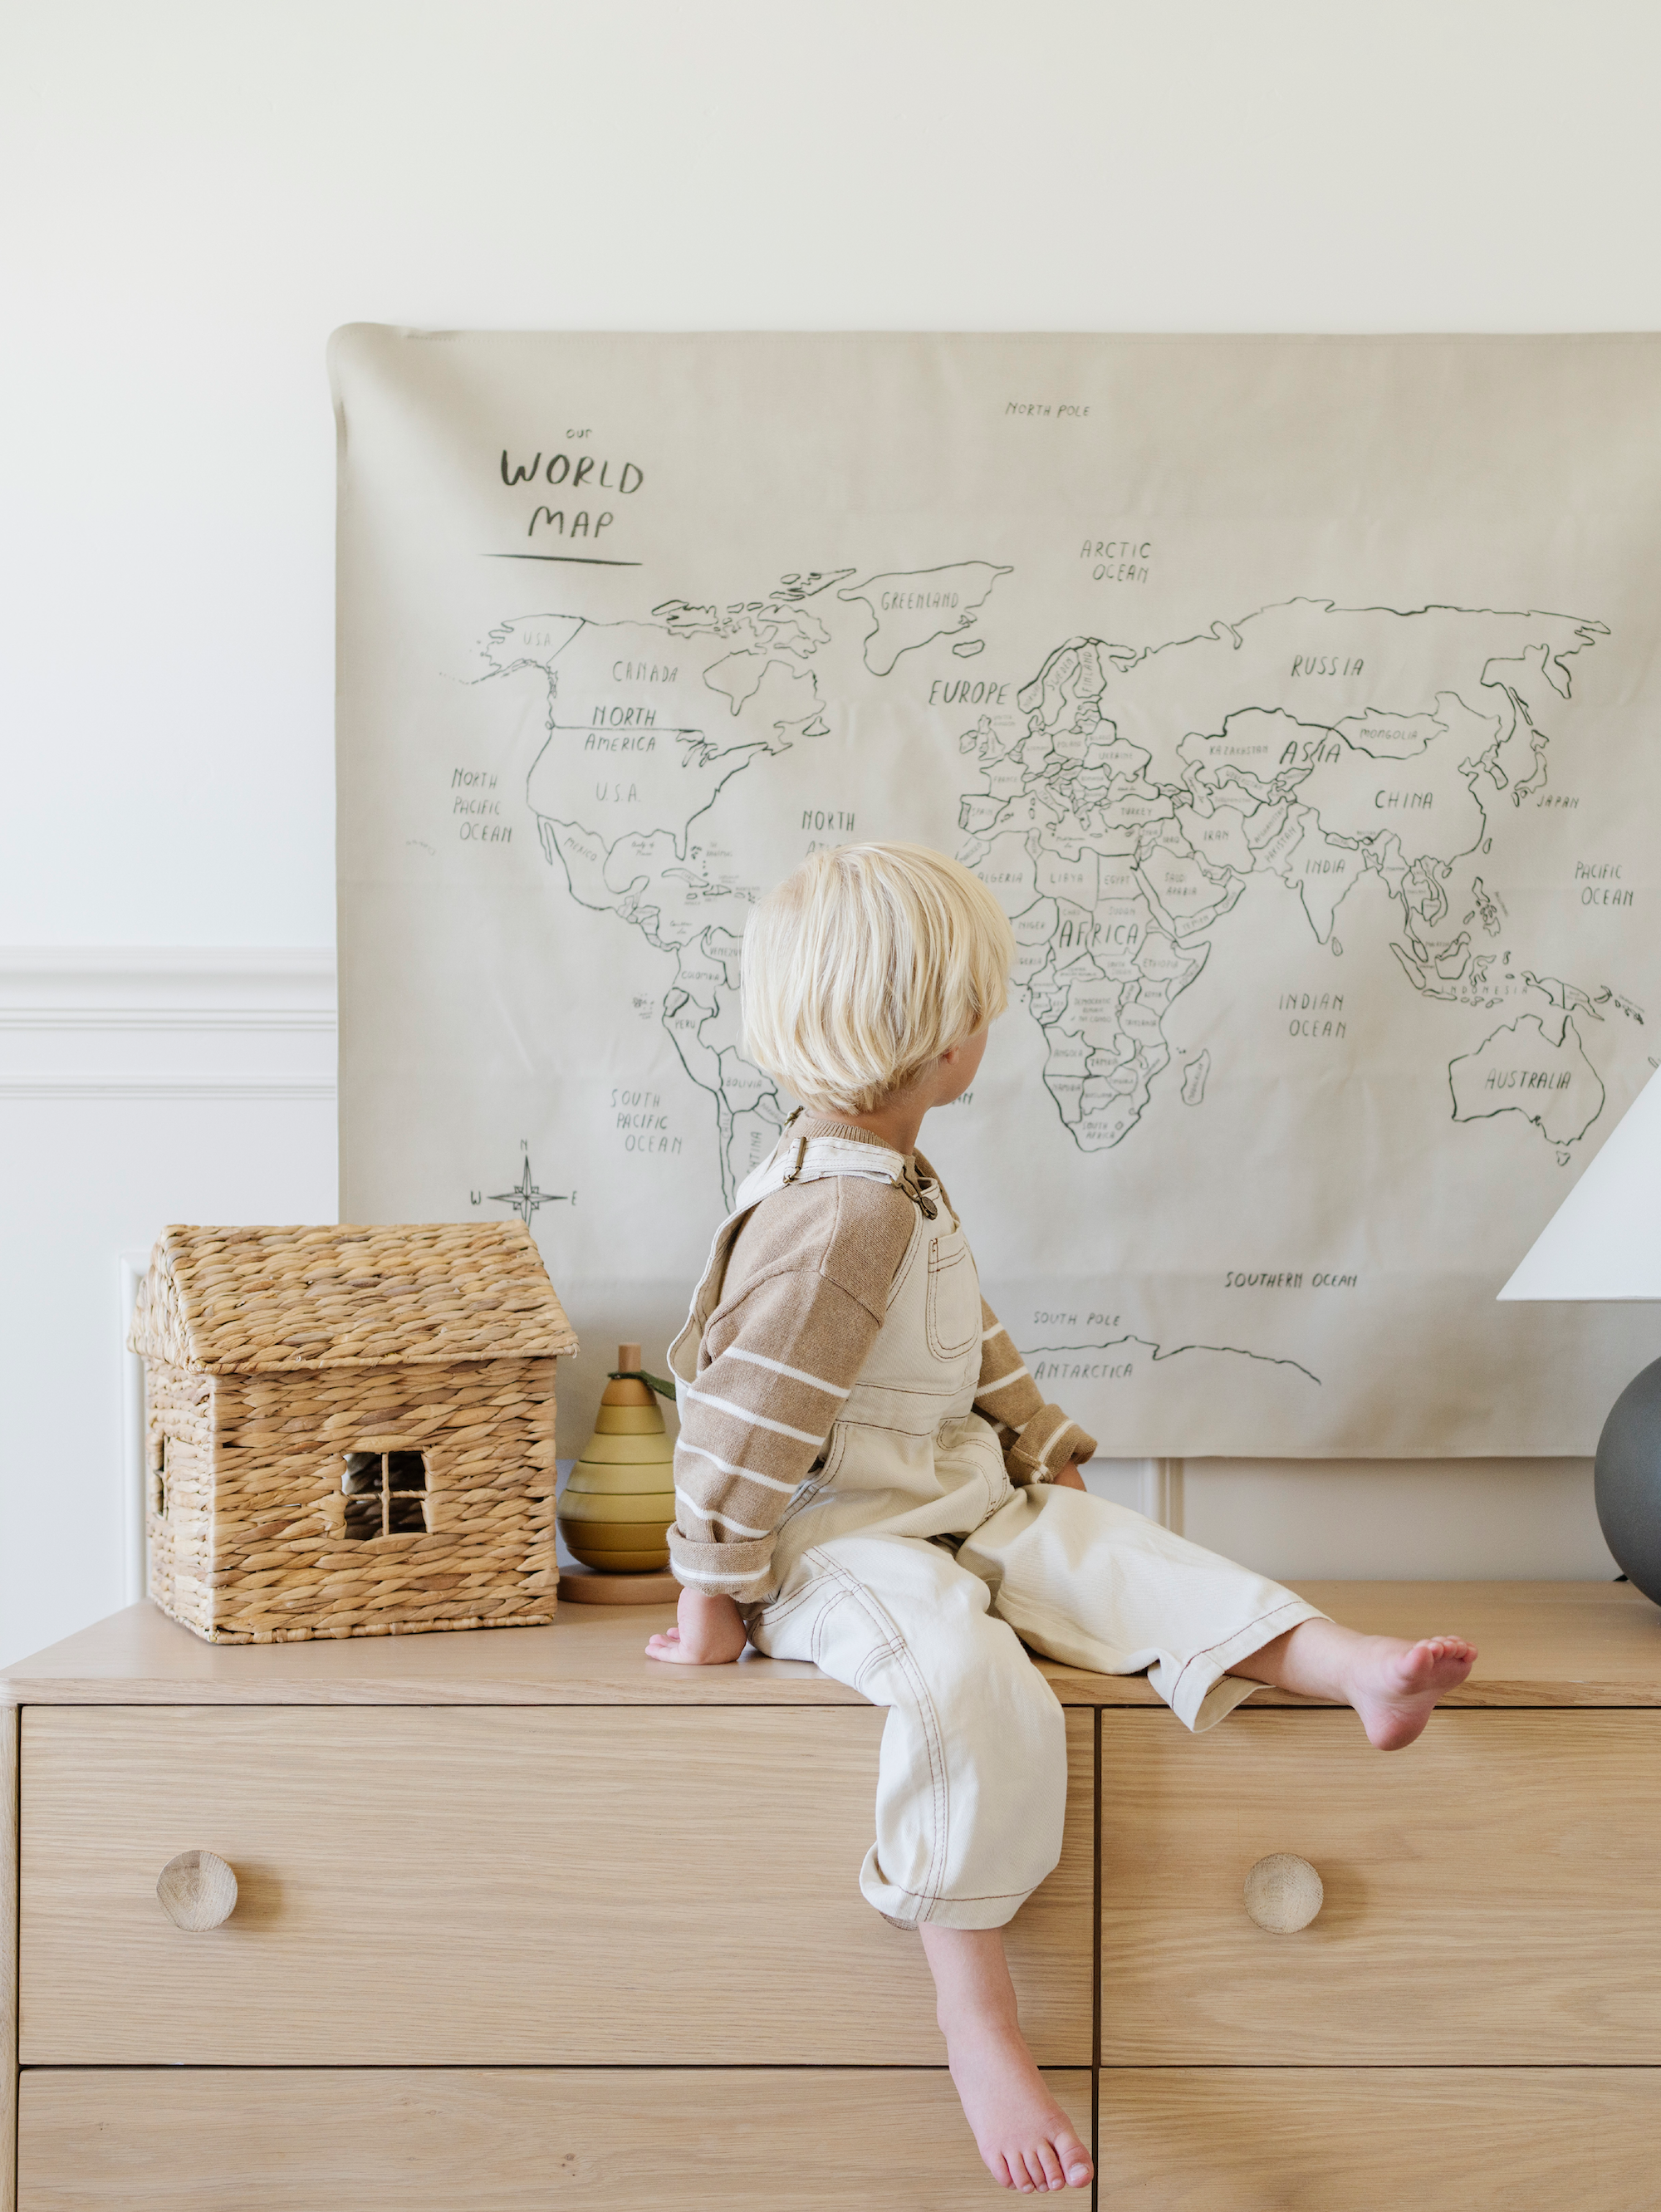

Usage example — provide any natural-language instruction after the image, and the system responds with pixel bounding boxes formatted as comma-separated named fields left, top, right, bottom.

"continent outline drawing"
left=956, top=595, right=1635, bottom=1163
left=466, top=581, right=1643, bottom=1224
left=1029, top=1332, right=1321, bottom=1389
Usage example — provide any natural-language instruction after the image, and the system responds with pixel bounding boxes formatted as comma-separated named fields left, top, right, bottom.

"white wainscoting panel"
left=0, top=949, right=338, bottom=1665
left=1178, top=1456, right=1614, bottom=1582
left=0, top=947, right=336, bottom=1096
left=0, top=947, right=1622, bottom=1670
left=1079, top=1456, right=1614, bottom=1582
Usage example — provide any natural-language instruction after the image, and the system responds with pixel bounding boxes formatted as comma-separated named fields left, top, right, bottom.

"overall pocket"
left=924, top=1238, right=981, bottom=1361
left=775, top=1425, right=845, bottom=1528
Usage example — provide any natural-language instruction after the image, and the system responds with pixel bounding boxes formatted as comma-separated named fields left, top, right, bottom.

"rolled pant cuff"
left=859, top=1845, right=1032, bottom=1931
left=1171, top=1596, right=1328, bottom=1733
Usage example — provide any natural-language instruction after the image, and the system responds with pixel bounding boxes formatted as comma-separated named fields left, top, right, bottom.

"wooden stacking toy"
left=556, top=1343, right=679, bottom=1604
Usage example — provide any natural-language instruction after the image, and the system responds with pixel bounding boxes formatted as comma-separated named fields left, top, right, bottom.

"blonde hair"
left=742, top=843, right=1014, bottom=1114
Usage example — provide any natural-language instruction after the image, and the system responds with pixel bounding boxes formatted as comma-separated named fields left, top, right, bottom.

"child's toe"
left=1059, top=2135, right=1093, bottom=2186
left=1033, top=2139, right=1066, bottom=2190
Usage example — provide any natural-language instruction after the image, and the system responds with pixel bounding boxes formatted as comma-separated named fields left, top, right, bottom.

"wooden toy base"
left=559, top=1567, right=680, bottom=1606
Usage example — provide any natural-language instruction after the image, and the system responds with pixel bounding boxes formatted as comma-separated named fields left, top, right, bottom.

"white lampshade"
left=1500, top=1064, right=1661, bottom=1301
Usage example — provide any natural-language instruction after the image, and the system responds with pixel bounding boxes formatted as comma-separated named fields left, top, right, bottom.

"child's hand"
left=1051, top=1461, right=1086, bottom=1492
left=645, top=1587, right=749, bottom=1665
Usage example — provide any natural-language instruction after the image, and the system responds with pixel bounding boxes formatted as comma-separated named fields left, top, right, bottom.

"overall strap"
left=739, top=1110, right=942, bottom=1211
left=668, top=1116, right=940, bottom=1397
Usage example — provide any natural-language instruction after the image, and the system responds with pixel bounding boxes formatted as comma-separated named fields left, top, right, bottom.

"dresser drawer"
left=1101, top=1709, right=1661, bottom=2063
left=20, top=1705, right=1091, bottom=2066
left=1097, top=2068, right=1661, bottom=2210
left=17, top=2067, right=1094, bottom=2210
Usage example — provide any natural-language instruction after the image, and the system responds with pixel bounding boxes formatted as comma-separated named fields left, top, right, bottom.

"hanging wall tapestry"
left=333, top=327, right=1661, bottom=1455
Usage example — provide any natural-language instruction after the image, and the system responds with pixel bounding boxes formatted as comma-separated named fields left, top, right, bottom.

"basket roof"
left=129, top=1222, right=578, bottom=1373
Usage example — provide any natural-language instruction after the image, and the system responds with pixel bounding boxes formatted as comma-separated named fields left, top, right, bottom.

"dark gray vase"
left=1595, top=1354, right=1661, bottom=1603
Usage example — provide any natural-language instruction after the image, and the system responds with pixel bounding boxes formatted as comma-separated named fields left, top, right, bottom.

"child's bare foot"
left=919, top=1925, right=1092, bottom=2192
left=1230, top=1618, right=1477, bottom=1749
left=1344, top=1634, right=1477, bottom=1749
left=942, top=2008, right=1094, bottom=2192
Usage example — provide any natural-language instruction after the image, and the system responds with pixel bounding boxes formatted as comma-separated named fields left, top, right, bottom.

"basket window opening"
left=149, top=1435, right=169, bottom=1518
left=341, top=1449, right=430, bottom=1539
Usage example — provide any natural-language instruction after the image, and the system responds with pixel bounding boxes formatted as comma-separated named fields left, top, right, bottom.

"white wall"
left=0, top=955, right=337, bottom=1664
left=6, top=0, right=1648, bottom=1661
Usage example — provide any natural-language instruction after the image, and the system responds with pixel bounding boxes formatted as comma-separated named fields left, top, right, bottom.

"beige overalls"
left=669, top=1129, right=1321, bottom=1930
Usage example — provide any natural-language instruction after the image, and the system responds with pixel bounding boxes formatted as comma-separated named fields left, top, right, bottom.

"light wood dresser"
left=3, top=1582, right=1659, bottom=2210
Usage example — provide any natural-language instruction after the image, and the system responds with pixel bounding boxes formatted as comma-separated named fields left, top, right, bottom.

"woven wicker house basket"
left=128, top=1221, right=577, bottom=1644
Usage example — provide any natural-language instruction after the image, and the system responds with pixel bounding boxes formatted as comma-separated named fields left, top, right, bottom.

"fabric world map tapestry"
left=333, top=328, right=1661, bottom=1455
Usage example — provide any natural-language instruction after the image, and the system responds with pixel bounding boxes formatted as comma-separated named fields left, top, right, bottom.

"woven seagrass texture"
left=145, top=1362, right=216, bottom=1638
left=145, top=1356, right=558, bottom=1643
left=130, top=1221, right=576, bottom=1373
left=132, top=1221, right=574, bottom=1643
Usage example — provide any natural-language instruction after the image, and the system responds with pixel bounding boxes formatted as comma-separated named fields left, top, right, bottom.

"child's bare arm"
left=1051, top=1461, right=1085, bottom=1491
left=646, top=1588, right=748, bottom=1665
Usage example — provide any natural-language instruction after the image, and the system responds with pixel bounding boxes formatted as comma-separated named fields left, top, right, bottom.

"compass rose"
left=478, top=1147, right=574, bottom=1228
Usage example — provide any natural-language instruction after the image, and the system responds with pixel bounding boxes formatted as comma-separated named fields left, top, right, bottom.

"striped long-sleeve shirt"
left=669, top=1118, right=1099, bottom=1599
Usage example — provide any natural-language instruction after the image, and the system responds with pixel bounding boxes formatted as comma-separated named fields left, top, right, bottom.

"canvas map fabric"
left=333, top=328, right=1661, bottom=1455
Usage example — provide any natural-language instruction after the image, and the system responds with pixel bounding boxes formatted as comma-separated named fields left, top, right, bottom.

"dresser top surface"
left=4, top=1582, right=1658, bottom=1707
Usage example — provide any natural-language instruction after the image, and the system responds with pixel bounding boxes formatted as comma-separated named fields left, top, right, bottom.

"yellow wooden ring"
left=563, top=1538, right=671, bottom=1572
left=577, top=1433, right=675, bottom=1466
left=566, top=1465, right=679, bottom=1497
left=592, top=1405, right=667, bottom=1435
left=560, top=1531, right=675, bottom=1562
left=558, top=1492, right=676, bottom=1527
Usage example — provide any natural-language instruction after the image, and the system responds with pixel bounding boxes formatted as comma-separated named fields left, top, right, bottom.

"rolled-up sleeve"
left=669, top=1267, right=880, bottom=1597
left=669, top=1170, right=914, bottom=1599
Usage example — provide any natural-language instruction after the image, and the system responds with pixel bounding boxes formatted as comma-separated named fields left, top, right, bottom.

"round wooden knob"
left=1243, top=1852, right=1323, bottom=1933
left=156, top=1849, right=238, bottom=1931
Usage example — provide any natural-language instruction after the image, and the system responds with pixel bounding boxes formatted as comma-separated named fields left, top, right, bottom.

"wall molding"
left=0, top=947, right=337, bottom=1098
left=1147, top=1457, right=1185, bottom=1534
left=5, top=1081, right=337, bottom=1099
left=5, top=1012, right=332, bottom=1032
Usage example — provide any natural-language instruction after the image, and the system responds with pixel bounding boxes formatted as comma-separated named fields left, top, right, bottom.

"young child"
left=647, top=842, right=1476, bottom=2197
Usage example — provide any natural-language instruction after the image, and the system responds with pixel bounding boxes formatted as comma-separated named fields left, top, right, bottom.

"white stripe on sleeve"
left=672, top=1557, right=772, bottom=1587
left=685, top=1387, right=825, bottom=1445
left=976, top=1366, right=1031, bottom=1395
left=1034, top=1420, right=1087, bottom=1470
left=674, top=1442, right=799, bottom=1494
left=724, top=1346, right=851, bottom=1398
left=675, top=1489, right=769, bottom=1539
